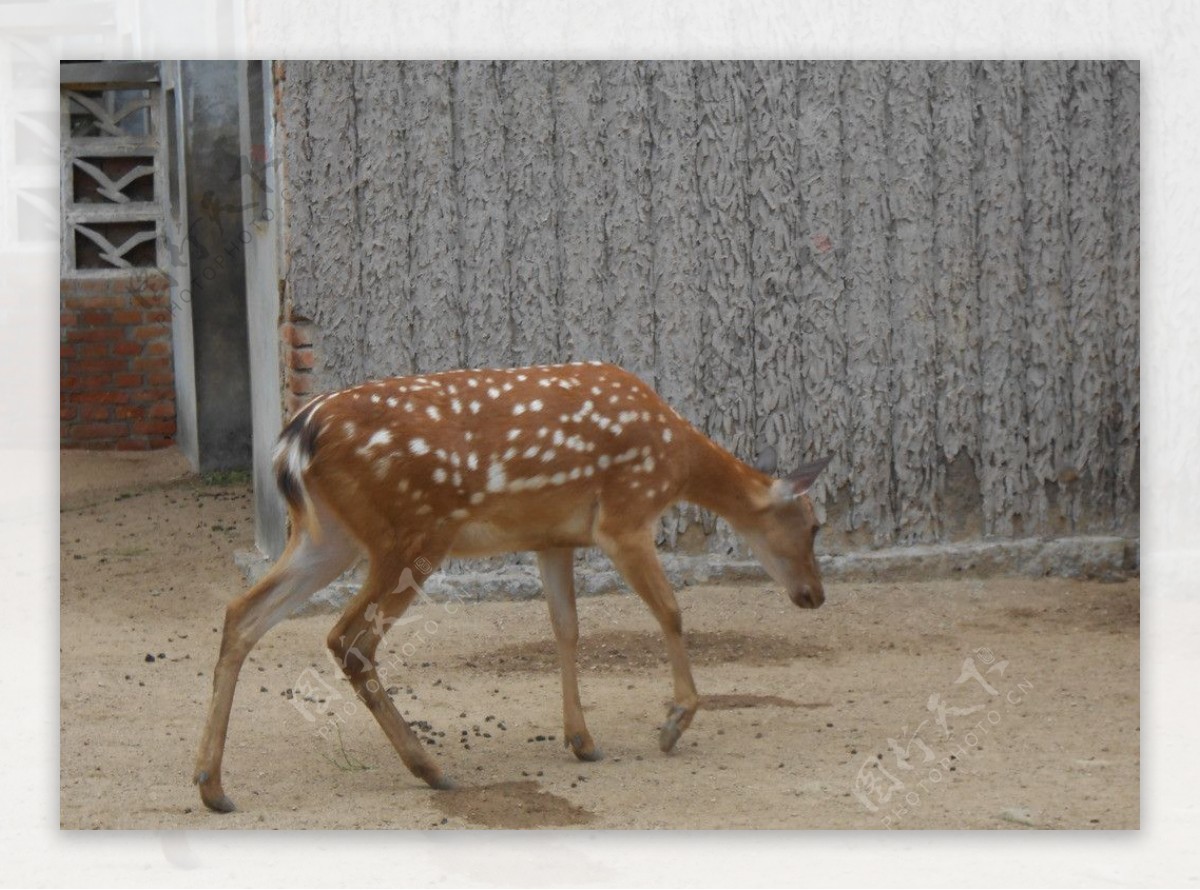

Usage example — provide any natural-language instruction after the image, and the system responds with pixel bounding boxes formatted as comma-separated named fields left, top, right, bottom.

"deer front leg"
left=596, top=527, right=699, bottom=753
left=536, top=548, right=601, bottom=762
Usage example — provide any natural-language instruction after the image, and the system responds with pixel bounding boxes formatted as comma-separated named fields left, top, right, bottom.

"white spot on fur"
left=452, top=471, right=462, bottom=486
left=386, top=397, right=398, bottom=408
left=529, top=399, right=543, bottom=412
left=583, top=465, right=595, bottom=477
left=432, top=467, right=448, bottom=483
left=540, top=449, right=557, bottom=462
left=513, top=403, right=526, bottom=416
left=503, top=446, right=518, bottom=461
left=539, top=379, right=554, bottom=388
left=516, top=374, right=527, bottom=382
left=467, top=378, right=478, bottom=387
left=488, top=387, right=501, bottom=399
left=450, top=508, right=469, bottom=520
left=552, top=429, right=565, bottom=446
left=342, top=421, right=357, bottom=437
left=371, top=394, right=381, bottom=404
left=551, top=471, right=566, bottom=485
left=487, top=462, right=507, bottom=492
left=426, top=406, right=441, bottom=422
left=356, top=429, right=392, bottom=454
left=523, top=445, right=540, bottom=459
left=469, top=492, right=485, bottom=505
left=416, top=504, right=432, bottom=515
left=598, top=455, right=611, bottom=469
left=404, top=401, right=415, bottom=413
left=467, top=452, right=479, bottom=470
left=537, top=427, right=549, bottom=438
left=662, top=429, right=673, bottom=443
left=408, top=438, right=430, bottom=456
left=451, top=399, right=462, bottom=414
left=507, top=429, right=521, bottom=442
left=591, top=386, right=602, bottom=396
left=470, top=401, right=481, bottom=414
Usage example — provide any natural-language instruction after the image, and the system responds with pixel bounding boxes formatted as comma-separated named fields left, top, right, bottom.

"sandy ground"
left=60, top=448, right=1139, bottom=830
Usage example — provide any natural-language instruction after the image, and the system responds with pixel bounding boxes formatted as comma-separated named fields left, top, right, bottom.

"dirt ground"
left=59, top=448, right=1139, bottom=830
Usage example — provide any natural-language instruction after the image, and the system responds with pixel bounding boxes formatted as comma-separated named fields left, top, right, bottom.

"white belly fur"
left=449, top=501, right=598, bottom=557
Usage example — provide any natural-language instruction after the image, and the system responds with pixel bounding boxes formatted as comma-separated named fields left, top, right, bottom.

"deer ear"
left=780, top=455, right=832, bottom=498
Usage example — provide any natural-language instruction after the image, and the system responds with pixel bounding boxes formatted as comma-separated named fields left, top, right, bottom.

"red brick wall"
left=60, top=273, right=177, bottom=450
left=281, top=313, right=316, bottom=418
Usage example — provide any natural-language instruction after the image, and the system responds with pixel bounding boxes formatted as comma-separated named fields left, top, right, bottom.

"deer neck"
left=681, top=433, right=775, bottom=533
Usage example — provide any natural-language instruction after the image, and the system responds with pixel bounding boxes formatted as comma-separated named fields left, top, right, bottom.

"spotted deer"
left=195, top=361, right=830, bottom=811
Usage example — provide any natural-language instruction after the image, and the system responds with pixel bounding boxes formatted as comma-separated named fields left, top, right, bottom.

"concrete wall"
left=276, top=61, right=1139, bottom=554
left=168, top=61, right=253, bottom=473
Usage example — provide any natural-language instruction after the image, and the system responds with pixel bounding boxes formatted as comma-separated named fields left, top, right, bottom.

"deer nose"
left=790, top=583, right=825, bottom=609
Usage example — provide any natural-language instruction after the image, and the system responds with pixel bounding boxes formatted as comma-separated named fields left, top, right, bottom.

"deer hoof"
left=659, top=705, right=689, bottom=753
left=430, top=775, right=458, bottom=791
left=569, top=734, right=603, bottom=761
left=201, top=791, right=237, bottom=813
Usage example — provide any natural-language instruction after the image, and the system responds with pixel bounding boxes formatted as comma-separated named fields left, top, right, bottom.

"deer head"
left=741, top=456, right=831, bottom=609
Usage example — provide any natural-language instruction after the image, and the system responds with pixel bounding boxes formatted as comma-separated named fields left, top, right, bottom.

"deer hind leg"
left=596, top=525, right=699, bottom=754
left=537, top=548, right=601, bottom=762
left=326, top=545, right=455, bottom=790
left=195, top=522, right=359, bottom=812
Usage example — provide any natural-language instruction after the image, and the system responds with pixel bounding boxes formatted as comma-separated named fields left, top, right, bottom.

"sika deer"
left=195, top=361, right=830, bottom=811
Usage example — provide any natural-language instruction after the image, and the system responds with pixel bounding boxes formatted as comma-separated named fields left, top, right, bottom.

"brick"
left=73, top=390, right=131, bottom=405
left=61, top=312, right=78, bottom=327
left=132, top=419, right=176, bottom=436
left=290, top=348, right=315, bottom=371
left=72, top=422, right=129, bottom=440
left=114, top=404, right=146, bottom=420
left=81, top=404, right=112, bottom=422
left=139, top=386, right=175, bottom=402
left=60, top=405, right=77, bottom=421
left=146, top=371, right=175, bottom=387
left=282, top=322, right=314, bottom=348
left=288, top=371, right=314, bottom=395
left=112, top=341, right=145, bottom=357
left=62, top=294, right=126, bottom=311
left=111, top=308, right=144, bottom=325
left=66, top=326, right=122, bottom=343
left=60, top=343, right=75, bottom=359
left=147, top=400, right=176, bottom=419
left=112, top=372, right=143, bottom=388
left=79, top=310, right=115, bottom=326
left=132, top=323, right=171, bottom=341
left=77, top=341, right=112, bottom=359
left=143, top=341, right=171, bottom=357
left=61, top=377, right=107, bottom=395
left=144, top=308, right=171, bottom=324
left=131, top=355, right=172, bottom=373
left=72, top=358, right=127, bottom=374
left=132, top=288, right=170, bottom=305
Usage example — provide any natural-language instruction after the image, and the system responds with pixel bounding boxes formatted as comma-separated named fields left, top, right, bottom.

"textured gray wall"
left=278, top=60, right=1139, bottom=552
